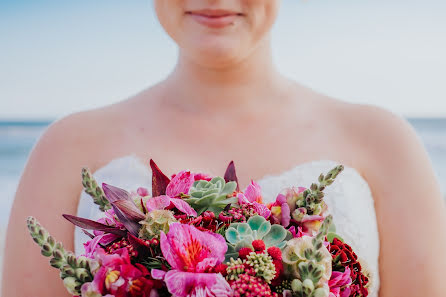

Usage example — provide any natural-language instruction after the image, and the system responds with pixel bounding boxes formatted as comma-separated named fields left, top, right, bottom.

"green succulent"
left=283, top=216, right=333, bottom=297
left=184, top=176, right=238, bottom=215
left=139, top=210, right=177, bottom=239
left=225, top=215, right=291, bottom=261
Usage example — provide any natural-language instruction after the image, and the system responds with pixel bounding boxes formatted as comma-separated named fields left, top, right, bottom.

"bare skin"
left=3, top=1, right=446, bottom=296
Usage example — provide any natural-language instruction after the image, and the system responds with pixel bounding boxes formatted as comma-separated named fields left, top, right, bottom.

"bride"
left=2, top=1, right=446, bottom=296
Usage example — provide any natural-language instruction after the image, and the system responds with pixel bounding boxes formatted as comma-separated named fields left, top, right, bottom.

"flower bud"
left=77, top=256, right=88, bottom=268
left=291, top=279, right=302, bottom=292
left=313, top=287, right=329, bottom=297
left=302, top=279, right=314, bottom=295
left=41, top=243, right=53, bottom=257
left=62, top=265, right=75, bottom=276
left=63, top=276, right=81, bottom=295
left=75, top=268, right=90, bottom=282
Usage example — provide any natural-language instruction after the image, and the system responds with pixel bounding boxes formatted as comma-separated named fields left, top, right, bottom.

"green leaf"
left=327, top=232, right=344, bottom=243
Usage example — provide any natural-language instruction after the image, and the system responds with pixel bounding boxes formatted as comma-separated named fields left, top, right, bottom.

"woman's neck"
left=160, top=38, right=290, bottom=115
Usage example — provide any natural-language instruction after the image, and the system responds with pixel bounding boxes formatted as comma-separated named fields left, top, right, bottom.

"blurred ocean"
left=1, top=118, right=446, bottom=227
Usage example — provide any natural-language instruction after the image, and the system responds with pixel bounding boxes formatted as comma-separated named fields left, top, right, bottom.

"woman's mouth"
left=186, top=9, right=243, bottom=28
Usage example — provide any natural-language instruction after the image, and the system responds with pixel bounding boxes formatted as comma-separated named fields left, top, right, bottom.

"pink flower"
left=146, top=195, right=197, bottom=217
left=84, top=248, right=161, bottom=297
left=289, top=226, right=304, bottom=238
left=301, top=214, right=325, bottom=235
left=146, top=170, right=197, bottom=217
left=237, top=180, right=271, bottom=219
left=152, top=223, right=232, bottom=297
left=269, top=193, right=291, bottom=227
left=82, top=209, right=125, bottom=259
left=171, top=172, right=212, bottom=182
left=192, top=173, right=213, bottom=181
left=166, top=170, right=195, bottom=198
left=329, top=267, right=352, bottom=297
left=137, top=187, right=150, bottom=197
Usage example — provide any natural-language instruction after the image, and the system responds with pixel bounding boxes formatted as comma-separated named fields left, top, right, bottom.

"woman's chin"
left=184, top=44, right=248, bottom=69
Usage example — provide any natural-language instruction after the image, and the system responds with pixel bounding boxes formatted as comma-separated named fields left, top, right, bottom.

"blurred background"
left=1, top=0, right=445, bottom=279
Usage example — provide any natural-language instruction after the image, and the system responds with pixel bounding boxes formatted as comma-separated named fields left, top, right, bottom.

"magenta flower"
left=146, top=170, right=197, bottom=217
left=237, top=180, right=271, bottom=219
left=152, top=223, right=232, bottom=297
left=166, top=170, right=195, bottom=197
left=83, top=248, right=161, bottom=297
left=82, top=209, right=125, bottom=259
left=329, top=267, right=352, bottom=297
left=171, top=170, right=212, bottom=182
left=192, top=172, right=212, bottom=181
left=289, top=225, right=304, bottom=238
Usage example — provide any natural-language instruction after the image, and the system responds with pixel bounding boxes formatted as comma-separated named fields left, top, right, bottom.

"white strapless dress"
left=74, top=154, right=380, bottom=296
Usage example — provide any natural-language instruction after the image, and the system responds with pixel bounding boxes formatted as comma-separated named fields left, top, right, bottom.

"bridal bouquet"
left=27, top=159, right=371, bottom=297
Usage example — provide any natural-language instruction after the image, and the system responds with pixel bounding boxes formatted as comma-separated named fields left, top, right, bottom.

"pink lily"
left=237, top=180, right=271, bottom=219
left=151, top=223, right=232, bottom=297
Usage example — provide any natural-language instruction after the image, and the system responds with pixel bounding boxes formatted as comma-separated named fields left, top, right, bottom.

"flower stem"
left=27, top=216, right=93, bottom=295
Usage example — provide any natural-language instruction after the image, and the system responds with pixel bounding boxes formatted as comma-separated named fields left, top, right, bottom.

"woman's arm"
left=1, top=114, right=96, bottom=296
left=356, top=106, right=446, bottom=296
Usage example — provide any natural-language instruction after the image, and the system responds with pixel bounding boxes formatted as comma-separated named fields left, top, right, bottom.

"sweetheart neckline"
left=93, top=153, right=371, bottom=190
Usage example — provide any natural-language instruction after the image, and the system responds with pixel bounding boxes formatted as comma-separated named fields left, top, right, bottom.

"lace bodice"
left=74, top=154, right=380, bottom=296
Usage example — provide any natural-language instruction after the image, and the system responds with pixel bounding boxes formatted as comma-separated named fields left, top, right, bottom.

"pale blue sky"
left=1, top=0, right=445, bottom=119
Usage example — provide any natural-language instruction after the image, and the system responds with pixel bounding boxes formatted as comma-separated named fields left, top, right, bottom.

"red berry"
left=214, top=263, right=228, bottom=276
left=252, top=240, right=266, bottom=252
left=238, top=247, right=253, bottom=259
left=267, top=247, right=282, bottom=260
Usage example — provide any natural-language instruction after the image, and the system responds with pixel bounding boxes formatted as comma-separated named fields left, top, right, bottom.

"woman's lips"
left=186, top=10, right=242, bottom=28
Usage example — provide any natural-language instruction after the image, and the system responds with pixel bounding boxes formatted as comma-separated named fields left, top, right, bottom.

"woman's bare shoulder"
left=336, top=102, right=423, bottom=169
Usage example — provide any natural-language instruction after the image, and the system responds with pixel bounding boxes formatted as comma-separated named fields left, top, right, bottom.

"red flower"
left=329, top=238, right=369, bottom=297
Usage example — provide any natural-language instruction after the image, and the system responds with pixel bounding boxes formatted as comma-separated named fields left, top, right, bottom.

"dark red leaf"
left=149, top=159, right=170, bottom=197
left=62, top=214, right=127, bottom=237
left=224, top=160, right=239, bottom=191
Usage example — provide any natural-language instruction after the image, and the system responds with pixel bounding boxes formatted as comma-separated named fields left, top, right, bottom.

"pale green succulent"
left=184, top=176, right=238, bottom=215
left=283, top=216, right=333, bottom=297
left=225, top=215, right=292, bottom=261
left=139, top=210, right=177, bottom=239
